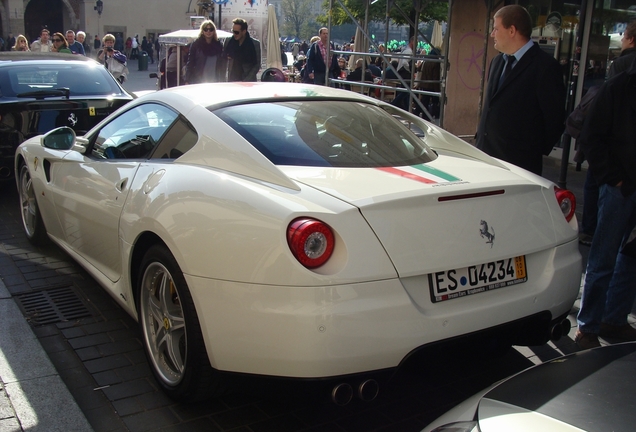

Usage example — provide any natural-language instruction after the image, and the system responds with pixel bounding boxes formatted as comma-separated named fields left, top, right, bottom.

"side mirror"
left=41, top=127, right=76, bottom=150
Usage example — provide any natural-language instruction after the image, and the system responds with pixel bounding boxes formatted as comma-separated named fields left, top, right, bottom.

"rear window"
left=213, top=101, right=436, bottom=167
left=0, top=63, right=124, bottom=97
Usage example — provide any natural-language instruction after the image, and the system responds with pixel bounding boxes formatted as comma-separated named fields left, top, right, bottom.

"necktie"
left=497, top=55, right=516, bottom=91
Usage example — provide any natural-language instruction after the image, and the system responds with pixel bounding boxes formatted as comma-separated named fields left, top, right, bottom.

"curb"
left=0, top=279, right=93, bottom=432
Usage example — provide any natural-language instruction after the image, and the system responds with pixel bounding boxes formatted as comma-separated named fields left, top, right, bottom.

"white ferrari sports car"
left=15, top=83, right=581, bottom=402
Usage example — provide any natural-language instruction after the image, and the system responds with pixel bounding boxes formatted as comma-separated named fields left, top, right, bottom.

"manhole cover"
left=15, top=286, right=93, bottom=326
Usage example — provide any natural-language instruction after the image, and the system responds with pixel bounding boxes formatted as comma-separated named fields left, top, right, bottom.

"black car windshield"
left=0, top=63, right=124, bottom=98
left=213, top=101, right=436, bottom=167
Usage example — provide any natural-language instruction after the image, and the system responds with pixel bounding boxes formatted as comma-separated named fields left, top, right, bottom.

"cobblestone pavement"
left=1, top=150, right=588, bottom=431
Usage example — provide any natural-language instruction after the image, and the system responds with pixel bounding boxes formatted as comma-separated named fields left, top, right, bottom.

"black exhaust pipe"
left=331, top=383, right=353, bottom=406
left=357, top=379, right=379, bottom=402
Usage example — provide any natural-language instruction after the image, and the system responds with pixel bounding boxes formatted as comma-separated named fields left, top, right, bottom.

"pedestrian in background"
left=185, top=20, right=225, bottom=84
left=77, top=31, right=91, bottom=57
left=575, top=56, right=636, bottom=350
left=6, top=33, right=15, bottom=51
left=578, top=20, right=636, bottom=247
left=97, top=34, right=128, bottom=83
left=12, top=35, right=30, bottom=52
left=475, top=5, right=565, bottom=175
left=51, top=32, right=72, bottom=53
left=31, top=28, right=52, bottom=52
left=66, top=30, right=85, bottom=55
left=224, top=18, right=260, bottom=82
left=305, top=27, right=339, bottom=85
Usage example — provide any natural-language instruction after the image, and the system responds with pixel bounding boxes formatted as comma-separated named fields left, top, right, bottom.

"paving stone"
left=132, top=390, right=174, bottom=411
left=71, top=384, right=114, bottom=411
left=125, top=349, right=148, bottom=365
left=61, top=326, right=87, bottom=339
left=38, top=334, right=71, bottom=353
left=76, top=346, right=102, bottom=361
left=156, top=417, right=221, bottom=432
left=170, top=398, right=228, bottom=421
left=83, top=404, right=129, bottom=432
left=101, top=379, right=156, bottom=401
left=122, top=407, right=181, bottom=432
left=58, top=366, right=98, bottom=390
left=114, top=362, right=152, bottom=381
left=0, top=385, right=16, bottom=420
left=68, top=333, right=112, bottom=350
left=93, top=370, right=123, bottom=387
left=84, top=354, right=132, bottom=374
left=98, top=339, right=142, bottom=356
left=112, top=397, right=144, bottom=417
left=82, top=320, right=129, bottom=335
left=32, top=324, right=60, bottom=338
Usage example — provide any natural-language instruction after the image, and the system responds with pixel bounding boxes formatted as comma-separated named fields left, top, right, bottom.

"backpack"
left=565, top=85, right=600, bottom=139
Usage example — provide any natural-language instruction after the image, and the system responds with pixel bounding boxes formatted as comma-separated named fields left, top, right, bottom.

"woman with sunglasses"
left=51, top=33, right=72, bottom=53
left=185, top=20, right=225, bottom=84
left=12, top=35, right=30, bottom=52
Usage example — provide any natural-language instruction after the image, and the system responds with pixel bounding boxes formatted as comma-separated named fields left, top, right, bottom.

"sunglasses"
left=233, top=30, right=241, bottom=35
left=203, top=27, right=215, bottom=32
left=53, top=39, right=63, bottom=42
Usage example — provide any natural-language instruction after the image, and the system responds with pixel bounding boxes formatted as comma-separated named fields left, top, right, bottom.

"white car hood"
left=281, top=157, right=570, bottom=277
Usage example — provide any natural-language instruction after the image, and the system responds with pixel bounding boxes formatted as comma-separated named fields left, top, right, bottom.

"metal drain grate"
left=15, top=286, right=93, bottom=326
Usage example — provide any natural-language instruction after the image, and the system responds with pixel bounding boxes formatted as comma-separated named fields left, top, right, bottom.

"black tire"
left=137, top=244, right=224, bottom=401
left=17, top=163, right=48, bottom=245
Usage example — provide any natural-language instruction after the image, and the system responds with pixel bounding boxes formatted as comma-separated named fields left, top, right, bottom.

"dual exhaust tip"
left=331, top=379, right=379, bottom=406
left=551, top=319, right=572, bottom=342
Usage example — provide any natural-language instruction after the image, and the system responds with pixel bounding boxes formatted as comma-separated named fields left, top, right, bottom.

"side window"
left=91, top=103, right=178, bottom=160
left=149, top=117, right=198, bottom=159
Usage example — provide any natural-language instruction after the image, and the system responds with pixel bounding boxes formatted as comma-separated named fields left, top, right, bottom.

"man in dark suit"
left=306, top=27, right=339, bottom=86
left=476, top=5, right=565, bottom=176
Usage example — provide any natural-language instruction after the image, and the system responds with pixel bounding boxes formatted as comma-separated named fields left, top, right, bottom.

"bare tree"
left=281, top=0, right=314, bottom=40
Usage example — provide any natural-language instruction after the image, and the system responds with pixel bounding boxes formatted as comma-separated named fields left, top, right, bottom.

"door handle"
left=115, top=178, right=128, bottom=192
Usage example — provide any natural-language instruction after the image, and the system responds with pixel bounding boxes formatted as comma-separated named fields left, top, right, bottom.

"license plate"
left=429, top=256, right=527, bottom=303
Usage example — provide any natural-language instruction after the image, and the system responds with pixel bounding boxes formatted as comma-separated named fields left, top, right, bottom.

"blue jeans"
left=577, top=184, right=636, bottom=333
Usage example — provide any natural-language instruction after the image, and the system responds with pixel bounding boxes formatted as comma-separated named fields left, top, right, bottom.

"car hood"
left=477, top=343, right=636, bottom=432
left=280, top=158, right=574, bottom=277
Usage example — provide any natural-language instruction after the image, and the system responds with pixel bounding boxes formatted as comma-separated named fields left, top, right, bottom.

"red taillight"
left=287, top=218, right=335, bottom=269
left=555, top=187, right=576, bottom=222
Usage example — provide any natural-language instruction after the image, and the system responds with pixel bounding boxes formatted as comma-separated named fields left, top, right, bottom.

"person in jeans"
left=575, top=56, right=636, bottom=350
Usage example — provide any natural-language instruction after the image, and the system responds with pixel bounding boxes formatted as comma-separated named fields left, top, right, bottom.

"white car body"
left=15, top=83, right=581, bottom=399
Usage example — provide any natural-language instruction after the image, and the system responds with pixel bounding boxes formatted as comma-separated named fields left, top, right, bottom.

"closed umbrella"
left=348, top=26, right=366, bottom=70
left=431, top=20, right=443, bottom=49
left=266, top=4, right=282, bottom=70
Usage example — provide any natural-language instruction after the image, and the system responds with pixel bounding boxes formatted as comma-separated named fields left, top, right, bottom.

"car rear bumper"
left=186, top=239, right=581, bottom=377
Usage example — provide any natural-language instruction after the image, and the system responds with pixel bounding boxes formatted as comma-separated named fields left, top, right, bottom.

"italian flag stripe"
left=411, top=164, right=461, bottom=182
left=377, top=167, right=437, bottom=184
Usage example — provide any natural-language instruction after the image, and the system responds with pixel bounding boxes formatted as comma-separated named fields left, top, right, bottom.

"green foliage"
left=317, top=0, right=448, bottom=27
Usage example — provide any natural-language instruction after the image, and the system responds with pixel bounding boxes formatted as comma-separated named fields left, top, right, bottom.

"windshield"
left=0, top=63, right=124, bottom=97
left=213, top=101, right=436, bottom=167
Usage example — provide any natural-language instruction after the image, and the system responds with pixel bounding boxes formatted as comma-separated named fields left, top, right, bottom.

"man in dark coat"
left=575, top=56, right=636, bottom=350
left=608, top=20, right=635, bottom=77
left=476, top=5, right=565, bottom=175
left=305, top=27, right=339, bottom=86
left=224, top=17, right=261, bottom=82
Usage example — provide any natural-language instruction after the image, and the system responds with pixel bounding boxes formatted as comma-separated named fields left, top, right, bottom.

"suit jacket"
left=476, top=43, right=566, bottom=175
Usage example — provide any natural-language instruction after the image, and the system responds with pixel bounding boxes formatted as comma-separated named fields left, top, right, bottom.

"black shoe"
left=599, top=323, right=636, bottom=341
left=575, top=329, right=601, bottom=350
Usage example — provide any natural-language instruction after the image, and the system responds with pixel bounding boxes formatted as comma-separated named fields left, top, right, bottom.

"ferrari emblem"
left=163, top=317, right=170, bottom=330
left=89, top=107, right=96, bottom=116
left=480, top=220, right=495, bottom=248
left=33, top=157, right=39, bottom=171
left=68, top=113, right=77, bottom=126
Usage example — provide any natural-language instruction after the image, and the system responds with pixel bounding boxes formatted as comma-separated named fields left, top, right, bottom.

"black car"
left=0, top=52, right=134, bottom=182
left=424, top=341, right=636, bottom=432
